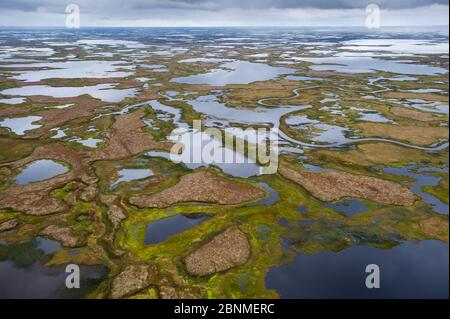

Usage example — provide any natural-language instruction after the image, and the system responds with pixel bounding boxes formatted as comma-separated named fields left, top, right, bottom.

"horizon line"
left=0, top=24, right=448, bottom=28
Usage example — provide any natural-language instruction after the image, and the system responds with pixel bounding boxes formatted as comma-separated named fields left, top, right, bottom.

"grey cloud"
left=0, top=0, right=448, bottom=13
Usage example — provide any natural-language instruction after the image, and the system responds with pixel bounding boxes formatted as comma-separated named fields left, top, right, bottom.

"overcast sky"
left=0, top=0, right=448, bottom=27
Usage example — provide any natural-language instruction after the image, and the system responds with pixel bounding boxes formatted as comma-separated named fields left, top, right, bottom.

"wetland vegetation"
left=0, top=27, right=448, bottom=299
